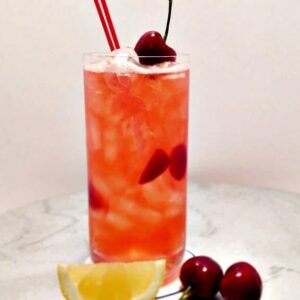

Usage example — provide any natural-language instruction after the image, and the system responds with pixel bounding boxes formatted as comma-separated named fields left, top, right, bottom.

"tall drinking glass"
left=83, top=53, right=189, bottom=282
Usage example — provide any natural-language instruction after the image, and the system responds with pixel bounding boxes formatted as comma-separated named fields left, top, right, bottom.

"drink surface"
left=84, top=55, right=189, bottom=282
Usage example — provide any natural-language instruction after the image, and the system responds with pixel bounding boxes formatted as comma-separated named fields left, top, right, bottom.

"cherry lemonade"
left=84, top=53, right=189, bottom=282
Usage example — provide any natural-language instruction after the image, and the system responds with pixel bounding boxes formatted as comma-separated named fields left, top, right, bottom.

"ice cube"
left=104, top=144, right=118, bottom=161
left=109, top=48, right=139, bottom=74
left=87, top=114, right=102, bottom=151
left=106, top=211, right=133, bottom=231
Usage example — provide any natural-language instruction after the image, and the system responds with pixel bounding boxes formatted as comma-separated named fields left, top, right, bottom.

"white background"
left=0, top=0, right=299, bottom=213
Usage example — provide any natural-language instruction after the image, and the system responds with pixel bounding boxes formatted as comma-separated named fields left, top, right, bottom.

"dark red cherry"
left=169, top=143, right=187, bottom=180
left=88, top=182, right=108, bottom=212
left=180, top=256, right=223, bottom=299
left=134, top=31, right=176, bottom=65
left=220, top=262, right=262, bottom=300
left=139, top=148, right=169, bottom=184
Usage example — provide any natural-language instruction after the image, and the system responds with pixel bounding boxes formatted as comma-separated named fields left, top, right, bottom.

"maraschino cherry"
left=134, top=31, right=176, bottom=65
left=134, top=0, right=176, bottom=65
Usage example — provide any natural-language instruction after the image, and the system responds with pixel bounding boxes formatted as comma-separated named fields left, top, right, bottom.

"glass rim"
left=83, top=52, right=189, bottom=58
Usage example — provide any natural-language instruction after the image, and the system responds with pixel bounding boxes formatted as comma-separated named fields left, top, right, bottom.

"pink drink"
left=84, top=53, right=189, bottom=282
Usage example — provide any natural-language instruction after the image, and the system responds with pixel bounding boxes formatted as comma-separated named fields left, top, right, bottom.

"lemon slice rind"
left=132, top=259, right=166, bottom=300
left=57, top=264, right=82, bottom=300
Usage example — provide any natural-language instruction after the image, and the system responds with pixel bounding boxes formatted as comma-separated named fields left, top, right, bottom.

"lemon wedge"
left=57, top=259, right=166, bottom=300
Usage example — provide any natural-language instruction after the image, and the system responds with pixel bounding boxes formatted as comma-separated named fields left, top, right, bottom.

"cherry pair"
left=180, top=256, right=262, bottom=300
left=139, top=144, right=187, bottom=184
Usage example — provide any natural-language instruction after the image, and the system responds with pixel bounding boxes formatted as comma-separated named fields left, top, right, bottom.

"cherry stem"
left=178, top=286, right=192, bottom=300
left=164, top=0, right=173, bottom=42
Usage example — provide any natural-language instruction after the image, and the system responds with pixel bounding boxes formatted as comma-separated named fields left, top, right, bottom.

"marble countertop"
left=0, top=181, right=299, bottom=299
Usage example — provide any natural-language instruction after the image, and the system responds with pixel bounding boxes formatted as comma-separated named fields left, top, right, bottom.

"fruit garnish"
left=134, top=31, right=176, bottom=65
left=134, top=0, right=176, bottom=65
left=169, top=144, right=187, bottom=180
left=57, top=259, right=166, bottom=300
left=139, top=149, right=169, bottom=184
left=88, top=182, right=108, bottom=211
left=220, top=262, right=262, bottom=300
left=179, top=256, right=223, bottom=299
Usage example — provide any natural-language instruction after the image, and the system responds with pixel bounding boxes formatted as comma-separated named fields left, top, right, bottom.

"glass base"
left=90, top=247, right=185, bottom=285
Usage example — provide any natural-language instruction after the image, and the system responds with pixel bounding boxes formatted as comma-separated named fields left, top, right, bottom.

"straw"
left=100, top=0, right=120, bottom=49
left=93, top=0, right=120, bottom=51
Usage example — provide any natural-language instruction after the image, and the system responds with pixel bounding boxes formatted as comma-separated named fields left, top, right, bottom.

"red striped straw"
left=93, top=0, right=120, bottom=51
